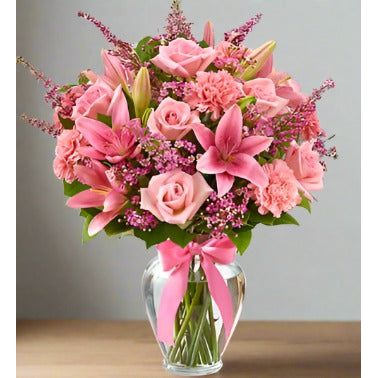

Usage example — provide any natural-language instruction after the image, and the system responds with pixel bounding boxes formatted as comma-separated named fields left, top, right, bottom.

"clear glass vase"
left=142, top=255, right=246, bottom=376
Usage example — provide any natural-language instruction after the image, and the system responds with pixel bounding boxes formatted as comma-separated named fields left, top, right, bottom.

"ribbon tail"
left=156, top=259, right=191, bottom=345
left=202, top=256, right=234, bottom=341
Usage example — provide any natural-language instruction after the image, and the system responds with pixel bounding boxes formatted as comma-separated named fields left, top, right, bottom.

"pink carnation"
left=185, top=70, right=243, bottom=120
left=302, top=111, right=322, bottom=141
left=252, top=160, right=301, bottom=218
left=53, top=129, right=87, bottom=183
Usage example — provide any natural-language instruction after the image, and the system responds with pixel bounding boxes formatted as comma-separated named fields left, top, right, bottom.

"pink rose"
left=285, top=141, right=324, bottom=192
left=147, top=97, right=201, bottom=140
left=243, top=78, right=289, bottom=118
left=53, top=129, right=87, bottom=183
left=71, top=79, right=113, bottom=120
left=264, top=70, right=308, bottom=108
left=151, top=38, right=217, bottom=78
left=140, top=169, right=213, bottom=224
left=252, top=159, right=302, bottom=218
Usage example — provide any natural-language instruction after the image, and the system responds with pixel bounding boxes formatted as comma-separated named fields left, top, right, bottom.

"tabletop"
left=17, top=320, right=360, bottom=378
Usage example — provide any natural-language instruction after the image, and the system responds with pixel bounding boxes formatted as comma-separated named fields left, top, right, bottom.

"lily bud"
left=101, top=49, right=133, bottom=96
left=203, top=21, right=215, bottom=47
left=241, top=40, right=276, bottom=81
left=132, top=67, right=151, bottom=118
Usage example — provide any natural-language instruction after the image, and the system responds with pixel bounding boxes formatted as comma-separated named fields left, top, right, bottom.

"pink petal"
left=77, top=146, right=105, bottom=160
left=103, top=190, right=125, bottom=212
left=227, top=153, right=268, bottom=187
left=108, top=85, right=130, bottom=130
left=215, top=104, right=242, bottom=156
left=74, top=161, right=109, bottom=189
left=88, top=210, right=119, bottom=236
left=192, top=123, right=215, bottom=150
left=257, top=54, right=273, bottom=78
left=238, top=135, right=273, bottom=156
left=66, top=189, right=106, bottom=208
left=216, top=172, right=234, bottom=197
left=197, top=146, right=227, bottom=174
left=75, top=117, right=116, bottom=155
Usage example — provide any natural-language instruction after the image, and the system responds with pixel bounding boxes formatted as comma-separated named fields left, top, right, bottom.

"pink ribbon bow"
left=156, top=236, right=236, bottom=345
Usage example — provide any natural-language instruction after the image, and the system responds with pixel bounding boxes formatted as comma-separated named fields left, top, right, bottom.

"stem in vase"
left=168, top=282, right=204, bottom=362
left=187, top=286, right=211, bottom=366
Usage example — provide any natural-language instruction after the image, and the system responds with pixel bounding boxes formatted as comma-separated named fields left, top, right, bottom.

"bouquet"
left=18, top=1, right=336, bottom=374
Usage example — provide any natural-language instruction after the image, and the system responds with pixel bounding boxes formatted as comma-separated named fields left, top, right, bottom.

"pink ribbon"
left=156, top=236, right=236, bottom=345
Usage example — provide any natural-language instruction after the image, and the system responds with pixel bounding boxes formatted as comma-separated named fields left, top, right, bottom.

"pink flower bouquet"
left=18, top=1, right=337, bottom=375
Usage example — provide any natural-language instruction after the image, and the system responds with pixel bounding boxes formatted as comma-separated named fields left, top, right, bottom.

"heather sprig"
left=77, top=11, right=141, bottom=70
left=20, top=114, right=62, bottom=137
left=224, top=13, right=263, bottom=46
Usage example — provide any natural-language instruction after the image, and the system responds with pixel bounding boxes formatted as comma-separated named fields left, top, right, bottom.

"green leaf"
left=198, top=40, right=209, bottom=48
left=228, top=230, right=252, bottom=255
left=104, top=218, right=131, bottom=237
left=247, top=210, right=275, bottom=226
left=298, top=196, right=311, bottom=213
left=135, top=36, right=160, bottom=62
left=237, top=96, right=256, bottom=111
left=63, top=180, right=89, bottom=197
left=58, top=114, right=74, bottom=130
left=134, top=223, right=195, bottom=249
left=96, top=113, right=112, bottom=127
left=272, top=213, right=299, bottom=226
left=78, top=73, right=89, bottom=85
left=82, top=214, right=97, bottom=243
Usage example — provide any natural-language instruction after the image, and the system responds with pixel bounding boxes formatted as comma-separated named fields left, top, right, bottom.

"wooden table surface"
left=17, top=320, right=360, bottom=378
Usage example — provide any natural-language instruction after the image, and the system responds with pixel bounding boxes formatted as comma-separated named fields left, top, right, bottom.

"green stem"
left=208, top=299, right=219, bottom=362
left=187, top=287, right=211, bottom=366
left=168, top=282, right=204, bottom=362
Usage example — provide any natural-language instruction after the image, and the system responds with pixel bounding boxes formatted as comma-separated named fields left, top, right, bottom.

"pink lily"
left=76, top=85, right=141, bottom=164
left=66, top=160, right=127, bottom=236
left=195, top=104, right=273, bottom=196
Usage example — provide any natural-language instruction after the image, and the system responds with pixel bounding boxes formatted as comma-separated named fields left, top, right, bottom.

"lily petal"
left=197, top=146, right=227, bottom=174
left=227, top=153, right=268, bottom=187
left=88, top=210, right=119, bottom=236
left=215, top=104, right=243, bottom=156
left=103, top=190, right=125, bottom=212
left=239, top=135, right=273, bottom=156
left=76, top=117, right=115, bottom=155
left=216, top=172, right=234, bottom=197
left=74, top=161, right=109, bottom=189
left=108, top=85, right=130, bottom=130
left=66, top=189, right=106, bottom=209
left=192, top=123, right=215, bottom=150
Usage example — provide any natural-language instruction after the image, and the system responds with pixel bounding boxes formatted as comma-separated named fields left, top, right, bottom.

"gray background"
left=17, top=0, right=360, bottom=320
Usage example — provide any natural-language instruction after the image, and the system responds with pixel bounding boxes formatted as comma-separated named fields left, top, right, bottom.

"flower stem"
left=187, top=286, right=211, bottom=366
left=168, top=282, right=204, bottom=361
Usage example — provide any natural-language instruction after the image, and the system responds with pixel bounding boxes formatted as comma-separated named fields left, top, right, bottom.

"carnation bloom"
left=185, top=70, right=244, bottom=120
left=252, top=159, right=302, bottom=217
left=147, top=97, right=202, bottom=140
left=140, top=169, right=213, bottom=225
left=301, top=111, right=322, bottom=141
left=66, top=160, right=127, bottom=236
left=53, top=129, right=87, bottom=183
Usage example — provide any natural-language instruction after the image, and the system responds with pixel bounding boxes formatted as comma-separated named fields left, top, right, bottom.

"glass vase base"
left=163, top=360, right=223, bottom=376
